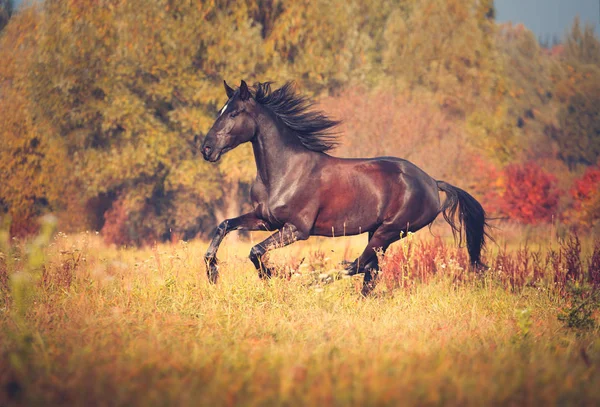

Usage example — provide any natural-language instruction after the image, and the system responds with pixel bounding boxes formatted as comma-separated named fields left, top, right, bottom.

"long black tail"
left=437, top=181, right=491, bottom=268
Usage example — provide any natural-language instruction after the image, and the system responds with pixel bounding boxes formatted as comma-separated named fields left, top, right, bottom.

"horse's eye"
left=230, top=111, right=240, bottom=118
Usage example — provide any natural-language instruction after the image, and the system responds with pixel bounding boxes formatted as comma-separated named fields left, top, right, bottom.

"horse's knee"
left=216, top=220, right=229, bottom=235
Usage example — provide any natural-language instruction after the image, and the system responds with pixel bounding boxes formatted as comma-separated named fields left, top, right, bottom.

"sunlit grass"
left=1, top=225, right=599, bottom=405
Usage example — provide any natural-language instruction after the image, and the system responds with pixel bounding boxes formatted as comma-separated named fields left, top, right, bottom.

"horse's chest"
left=251, top=182, right=296, bottom=226
left=254, top=196, right=292, bottom=226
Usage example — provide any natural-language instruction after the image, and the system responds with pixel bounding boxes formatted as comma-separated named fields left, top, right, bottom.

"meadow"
left=1, top=219, right=599, bottom=406
left=2, top=1, right=600, bottom=405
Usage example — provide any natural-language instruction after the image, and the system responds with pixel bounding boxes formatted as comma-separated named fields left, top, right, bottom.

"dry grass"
left=1, top=225, right=599, bottom=406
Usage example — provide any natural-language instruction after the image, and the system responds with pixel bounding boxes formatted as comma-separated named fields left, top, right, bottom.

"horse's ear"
left=224, top=80, right=234, bottom=99
left=239, top=80, right=251, bottom=101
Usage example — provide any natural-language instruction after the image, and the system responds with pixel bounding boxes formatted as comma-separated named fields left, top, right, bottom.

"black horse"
left=201, top=80, right=490, bottom=294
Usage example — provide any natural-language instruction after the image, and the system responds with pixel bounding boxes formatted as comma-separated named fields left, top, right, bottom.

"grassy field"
left=1, top=220, right=599, bottom=406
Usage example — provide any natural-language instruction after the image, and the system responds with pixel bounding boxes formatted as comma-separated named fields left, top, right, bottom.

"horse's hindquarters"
left=310, top=157, right=439, bottom=237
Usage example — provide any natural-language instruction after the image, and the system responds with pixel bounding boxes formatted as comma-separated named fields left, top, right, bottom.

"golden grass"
left=1, top=226, right=599, bottom=406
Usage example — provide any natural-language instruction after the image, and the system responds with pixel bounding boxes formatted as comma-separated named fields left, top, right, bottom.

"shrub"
left=558, top=282, right=599, bottom=330
left=568, top=164, right=600, bottom=227
left=101, top=194, right=159, bottom=247
left=498, top=162, right=560, bottom=224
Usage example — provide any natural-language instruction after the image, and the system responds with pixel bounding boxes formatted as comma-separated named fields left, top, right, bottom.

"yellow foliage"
left=0, top=0, right=597, bottom=240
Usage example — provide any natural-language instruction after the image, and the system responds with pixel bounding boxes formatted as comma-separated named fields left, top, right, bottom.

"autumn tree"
left=548, top=18, right=600, bottom=169
left=3, top=0, right=598, bottom=240
left=259, top=0, right=384, bottom=92
left=0, top=6, right=73, bottom=236
left=564, top=17, right=600, bottom=66
left=494, top=23, right=557, bottom=161
left=553, top=76, right=600, bottom=168
left=0, top=0, right=13, bottom=32
left=29, top=0, right=266, bottom=243
left=382, top=0, right=501, bottom=112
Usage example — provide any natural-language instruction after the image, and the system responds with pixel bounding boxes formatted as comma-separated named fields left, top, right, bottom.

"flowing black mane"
left=252, top=82, right=340, bottom=152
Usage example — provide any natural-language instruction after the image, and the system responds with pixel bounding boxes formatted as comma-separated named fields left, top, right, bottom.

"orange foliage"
left=321, top=87, right=474, bottom=184
left=467, top=155, right=503, bottom=215
left=497, top=162, right=560, bottom=224
left=568, top=164, right=600, bottom=226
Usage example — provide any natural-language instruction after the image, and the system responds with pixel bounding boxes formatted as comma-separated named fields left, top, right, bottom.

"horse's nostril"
left=204, top=146, right=212, bottom=155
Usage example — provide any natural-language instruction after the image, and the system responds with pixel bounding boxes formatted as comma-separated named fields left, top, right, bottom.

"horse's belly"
left=310, top=165, right=402, bottom=236
left=311, top=196, right=384, bottom=236
left=311, top=217, right=379, bottom=237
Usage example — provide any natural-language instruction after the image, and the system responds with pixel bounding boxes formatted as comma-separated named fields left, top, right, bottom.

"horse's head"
left=201, top=80, right=257, bottom=162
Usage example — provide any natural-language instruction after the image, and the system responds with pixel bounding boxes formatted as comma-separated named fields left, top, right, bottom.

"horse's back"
left=329, top=155, right=439, bottom=195
left=361, top=156, right=441, bottom=228
left=310, top=155, right=440, bottom=235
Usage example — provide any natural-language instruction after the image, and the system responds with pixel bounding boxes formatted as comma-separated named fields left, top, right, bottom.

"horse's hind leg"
left=362, top=257, right=382, bottom=296
left=343, top=231, right=377, bottom=274
left=344, top=228, right=399, bottom=295
left=361, top=232, right=385, bottom=295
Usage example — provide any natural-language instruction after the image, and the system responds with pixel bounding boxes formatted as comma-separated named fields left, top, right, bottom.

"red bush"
left=569, top=164, right=600, bottom=226
left=498, top=162, right=560, bottom=224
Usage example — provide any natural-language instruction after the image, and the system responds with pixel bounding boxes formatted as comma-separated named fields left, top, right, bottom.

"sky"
left=495, top=0, right=599, bottom=41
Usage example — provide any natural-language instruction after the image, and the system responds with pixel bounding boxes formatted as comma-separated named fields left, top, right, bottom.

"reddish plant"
left=498, top=162, right=560, bottom=224
left=9, top=214, right=40, bottom=238
left=379, top=237, right=470, bottom=292
left=375, top=233, right=596, bottom=295
left=569, top=164, right=600, bottom=226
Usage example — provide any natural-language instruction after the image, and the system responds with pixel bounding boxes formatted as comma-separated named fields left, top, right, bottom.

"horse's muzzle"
left=202, top=145, right=219, bottom=162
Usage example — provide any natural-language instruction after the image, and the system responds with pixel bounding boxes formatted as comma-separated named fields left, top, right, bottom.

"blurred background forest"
left=0, top=0, right=599, bottom=245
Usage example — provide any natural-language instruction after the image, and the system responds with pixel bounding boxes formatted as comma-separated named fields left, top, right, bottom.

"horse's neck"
left=251, top=110, right=315, bottom=187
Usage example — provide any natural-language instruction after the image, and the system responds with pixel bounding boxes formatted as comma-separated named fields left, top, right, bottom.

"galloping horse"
left=201, top=80, right=490, bottom=294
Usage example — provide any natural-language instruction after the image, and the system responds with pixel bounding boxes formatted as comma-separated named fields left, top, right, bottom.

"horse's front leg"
left=204, top=212, right=272, bottom=283
left=249, top=223, right=309, bottom=279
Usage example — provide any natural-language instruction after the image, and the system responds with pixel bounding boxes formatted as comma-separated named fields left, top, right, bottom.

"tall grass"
left=379, top=232, right=600, bottom=294
left=1, top=224, right=599, bottom=405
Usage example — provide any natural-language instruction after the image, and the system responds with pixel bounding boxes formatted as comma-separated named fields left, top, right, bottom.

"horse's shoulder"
left=250, top=178, right=268, bottom=203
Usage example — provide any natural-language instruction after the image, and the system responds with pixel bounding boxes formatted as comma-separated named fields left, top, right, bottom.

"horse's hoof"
left=361, top=282, right=376, bottom=297
left=471, top=261, right=489, bottom=273
left=318, top=272, right=334, bottom=283
left=258, top=267, right=273, bottom=279
left=207, top=264, right=219, bottom=284
left=343, top=262, right=360, bottom=276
